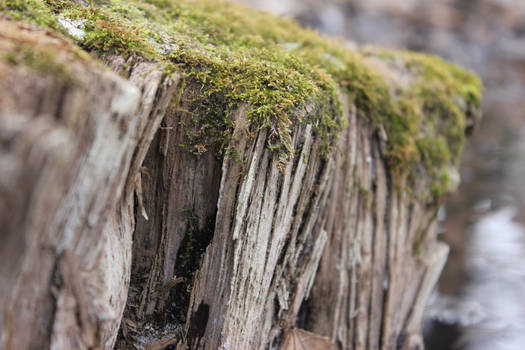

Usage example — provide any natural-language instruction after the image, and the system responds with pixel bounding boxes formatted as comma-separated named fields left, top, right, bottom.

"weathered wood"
left=0, top=20, right=179, bottom=350
left=0, top=5, right=480, bottom=350
left=306, top=115, right=451, bottom=350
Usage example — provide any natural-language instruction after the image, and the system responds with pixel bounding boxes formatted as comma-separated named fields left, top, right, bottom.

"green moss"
left=3, top=0, right=482, bottom=199
left=2, top=0, right=344, bottom=169
left=1, top=0, right=61, bottom=30
left=2, top=40, right=76, bottom=84
left=365, top=49, right=482, bottom=199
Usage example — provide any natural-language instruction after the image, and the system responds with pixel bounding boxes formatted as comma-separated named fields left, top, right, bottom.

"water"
left=424, top=114, right=525, bottom=349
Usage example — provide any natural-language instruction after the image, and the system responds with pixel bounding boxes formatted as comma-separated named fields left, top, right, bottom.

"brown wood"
left=0, top=14, right=478, bottom=350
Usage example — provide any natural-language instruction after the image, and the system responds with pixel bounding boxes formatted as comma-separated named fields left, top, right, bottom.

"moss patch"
left=2, top=41, right=72, bottom=79
left=0, top=19, right=89, bottom=85
left=1, top=0, right=482, bottom=198
left=363, top=49, right=482, bottom=198
left=1, top=0, right=61, bottom=29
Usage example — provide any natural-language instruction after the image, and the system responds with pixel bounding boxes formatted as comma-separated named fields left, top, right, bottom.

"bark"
left=0, top=21, right=179, bottom=350
left=0, top=17, right=477, bottom=350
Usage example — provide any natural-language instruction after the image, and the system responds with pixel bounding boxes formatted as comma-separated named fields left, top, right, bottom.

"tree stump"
left=0, top=1, right=481, bottom=349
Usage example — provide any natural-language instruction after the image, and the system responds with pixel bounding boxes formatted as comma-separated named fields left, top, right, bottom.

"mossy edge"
left=1, top=0, right=482, bottom=200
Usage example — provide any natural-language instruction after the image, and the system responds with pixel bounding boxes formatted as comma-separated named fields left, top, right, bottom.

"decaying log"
left=0, top=20, right=179, bottom=349
left=0, top=2, right=481, bottom=350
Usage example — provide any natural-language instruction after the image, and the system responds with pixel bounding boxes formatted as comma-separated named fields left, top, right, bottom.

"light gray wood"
left=0, top=17, right=478, bottom=350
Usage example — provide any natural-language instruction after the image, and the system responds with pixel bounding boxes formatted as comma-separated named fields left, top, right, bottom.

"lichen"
left=1, top=0, right=482, bottom=199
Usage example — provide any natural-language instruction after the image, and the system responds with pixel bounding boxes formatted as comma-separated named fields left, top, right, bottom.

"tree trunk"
left=0, top=3, right=481, bottom=350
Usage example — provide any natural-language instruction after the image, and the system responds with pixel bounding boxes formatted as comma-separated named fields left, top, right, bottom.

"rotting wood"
left=0, top=4, right=481, bottom=350
left=0, top=20, right=179, bottom=350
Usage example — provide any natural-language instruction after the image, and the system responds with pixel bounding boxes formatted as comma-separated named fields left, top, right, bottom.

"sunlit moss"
left=1, top=0, right=482, bottom=198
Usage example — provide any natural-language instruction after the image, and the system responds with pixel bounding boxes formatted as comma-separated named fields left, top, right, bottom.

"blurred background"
left=234, top=1, right=525, bottom=349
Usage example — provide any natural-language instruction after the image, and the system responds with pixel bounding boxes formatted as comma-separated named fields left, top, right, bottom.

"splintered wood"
left=280, top=329, right=336, bottom=350
left=0, top=12, right=479, bottom=350
left=0, top=19, right=179, bottom=350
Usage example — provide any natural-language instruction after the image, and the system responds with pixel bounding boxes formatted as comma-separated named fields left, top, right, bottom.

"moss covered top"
left=0, top=17, right=92, bottom=86
left=1, top=0, right=482, bottom=198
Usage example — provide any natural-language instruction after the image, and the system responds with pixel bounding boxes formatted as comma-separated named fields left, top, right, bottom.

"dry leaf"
left=143, top=334, right=178, bottom=350
left=280, top=328, right=336, bottom=350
